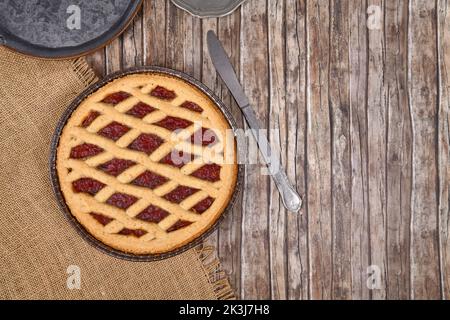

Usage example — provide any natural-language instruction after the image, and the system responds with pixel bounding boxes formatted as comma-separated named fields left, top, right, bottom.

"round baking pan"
left=0, top=0, right=142, bottom=59
left=49, top=66, right=243, bottom=261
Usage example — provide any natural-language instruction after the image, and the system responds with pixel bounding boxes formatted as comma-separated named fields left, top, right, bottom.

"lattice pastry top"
left=56, top=73, right=238, bottom=255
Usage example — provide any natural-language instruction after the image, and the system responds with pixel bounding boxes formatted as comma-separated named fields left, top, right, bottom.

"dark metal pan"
left=49, top=66, right=244, bottom=261
left=0, top=0, right=142, bottom=59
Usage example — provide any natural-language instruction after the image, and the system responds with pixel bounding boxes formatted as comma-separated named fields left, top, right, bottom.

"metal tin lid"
left=171, top=0, right=246, bottom=18
left=0, top=0, right=142, bottom=58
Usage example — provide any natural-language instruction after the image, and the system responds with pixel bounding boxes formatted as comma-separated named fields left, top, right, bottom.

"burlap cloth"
left=0, top=47, right=234, bottom=300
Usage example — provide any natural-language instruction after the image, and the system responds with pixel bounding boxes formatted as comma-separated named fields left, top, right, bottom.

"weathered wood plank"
left=122, top=9, right=143, bottom=68
left=348, top=0, right=370, bottom=300
left=408, top=0, right=441, bottom=300
left=306, top=0, right=333, bottom=300
left=143, top=0, right=166, bottom=66
left=367, top=0, right=387, bottom=300
left=437, top=0, right=450, bottom=300
left=165, top=3, right=185, bottom=71
left=285, top=0, right=309, bottom=300
left=240, top=0, right=271, bottom=300
left=216, top=9, right=244, bottom=296
left=182, top=9, right=202, bottom=79
left=105, top=35, right=122, bottom=74
left=85, top=49, right=105, bottom=77
left=267, top=0, right=287, bottom=300
left=329, top=0, right=352, bottom=299
left=384, top=0, right=411, bottom=299
left=200, top=17, right=218, bottom=94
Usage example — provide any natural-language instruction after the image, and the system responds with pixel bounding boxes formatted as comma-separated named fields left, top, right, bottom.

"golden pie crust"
left=56, top=73, right=238, bottom=255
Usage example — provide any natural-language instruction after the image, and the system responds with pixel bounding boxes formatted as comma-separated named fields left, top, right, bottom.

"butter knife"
left=207, top=30, right=302, bottom=213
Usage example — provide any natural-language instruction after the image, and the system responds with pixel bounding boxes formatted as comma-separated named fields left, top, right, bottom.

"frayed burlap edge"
left=196, top=246, right=236, bottom=300
left=71, top=58, right=98, bottom=87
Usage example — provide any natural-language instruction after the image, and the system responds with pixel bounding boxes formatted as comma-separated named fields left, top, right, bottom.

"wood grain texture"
left=349, top=0, right=370, bottom=300
left=268, top=0, right=288, bottom=300
left=408, top=0, right=441, bottom=300
left=367, top=0, right=388, bottom=300
left=143, top=0, right=166, bottom=66
left=122, top=9, right=143, bottom=68
left=240, top=0, right=270, bottom=300
left=285, top=0, right=309, bottom=300
left=385, top=0, right=411, bottom=299
left=306, top=0, right=333, bottom=299
left=329, top=0, right=352, bottom=299
left=438, top=0, right=450, bottom=300
left=85, top=0, right=450, bottom=300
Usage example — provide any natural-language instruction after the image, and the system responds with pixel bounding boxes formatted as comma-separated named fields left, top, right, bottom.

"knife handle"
left=243, top=108, right=302, bottom=213
left=273, top=170, right=302, bottom=213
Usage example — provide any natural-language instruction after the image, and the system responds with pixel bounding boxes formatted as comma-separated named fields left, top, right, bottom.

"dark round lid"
left=0, top=0, right=142, bottom=58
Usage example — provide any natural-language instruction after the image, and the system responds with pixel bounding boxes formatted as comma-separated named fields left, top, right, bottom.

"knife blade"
left=207, top=30, right=302, bottom=213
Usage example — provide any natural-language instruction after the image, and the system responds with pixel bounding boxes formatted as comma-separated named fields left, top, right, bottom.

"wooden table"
left=86, top=0, right=450, bottom=300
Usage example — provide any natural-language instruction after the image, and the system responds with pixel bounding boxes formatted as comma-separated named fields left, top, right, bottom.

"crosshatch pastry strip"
left=65, top=131, right=223, bottom=195
left=56, top=72, right=238, bottom=255
left=66, top=159, right=207, bottom=220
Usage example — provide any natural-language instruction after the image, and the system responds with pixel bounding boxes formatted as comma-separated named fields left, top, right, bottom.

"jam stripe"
left=150, top=86, right=177, bottom=101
